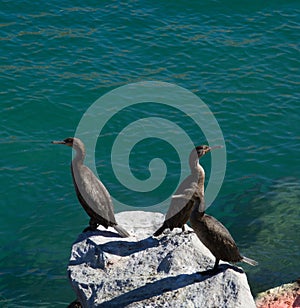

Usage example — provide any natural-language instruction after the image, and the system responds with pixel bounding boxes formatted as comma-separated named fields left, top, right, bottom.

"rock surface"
left=68, top=211, right=256, bottom=307
left=255, top=279, right=300, bottom=308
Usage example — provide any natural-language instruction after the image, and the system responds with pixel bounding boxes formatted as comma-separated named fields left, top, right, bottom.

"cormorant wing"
left=165, top=175, right=198, bottom=220
left=200, top=214, right=241, bottom=261
left=73, top=165, right=117, bottom=224
left=202, top=215, right=236, bottom=245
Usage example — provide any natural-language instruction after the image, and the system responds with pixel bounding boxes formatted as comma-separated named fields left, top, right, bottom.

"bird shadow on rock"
left=97, top=272, right=210, bottom=307
left=69, top=236, right=160, bottom=268
left=99, top=236, right=160, bottom=257
left=74, top=229, right=124, bottom=243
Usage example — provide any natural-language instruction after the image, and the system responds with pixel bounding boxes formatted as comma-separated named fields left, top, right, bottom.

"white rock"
left=68, top=211, right=256, bottom=308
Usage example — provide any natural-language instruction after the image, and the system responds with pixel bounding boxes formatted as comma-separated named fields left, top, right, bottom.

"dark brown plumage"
left=52, top=137, right=130, bottom=237
left=190, top=187, right=258, bottom=273
left=153, top=145, right=212, bottom=237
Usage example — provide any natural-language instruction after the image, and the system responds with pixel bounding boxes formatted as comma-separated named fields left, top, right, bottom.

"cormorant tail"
left=114, top=224, right=130, bottom=238
left=153, top=225, right=166, bottom=237
left=242, top=256, right=258, bottom=266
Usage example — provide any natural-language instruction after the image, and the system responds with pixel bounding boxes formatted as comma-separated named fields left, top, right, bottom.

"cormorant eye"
left=64, top=138, right=73, bottom=144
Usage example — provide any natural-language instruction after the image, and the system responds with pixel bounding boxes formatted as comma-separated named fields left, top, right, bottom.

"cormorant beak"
left=196, top=145, right=222, bottom=157
left=209, top=145, right=223, bottom=152
left=204, top=147, right=212, bottom=154
left=51, top=140, right=66, bottom=145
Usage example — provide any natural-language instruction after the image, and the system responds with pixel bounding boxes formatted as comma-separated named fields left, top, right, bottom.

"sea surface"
left=1, top=0, right=299, bottom=307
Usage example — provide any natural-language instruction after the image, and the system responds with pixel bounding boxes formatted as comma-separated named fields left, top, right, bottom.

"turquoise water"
left=1, top=1, right=299, bottom=306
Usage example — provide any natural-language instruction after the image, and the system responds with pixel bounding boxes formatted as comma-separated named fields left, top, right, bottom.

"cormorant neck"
left=189, top=150, right=205, bottom=195
left=72, top=144, right=85, bottom=166
left=192, top=194, right=206, bottom=216
left=189, top=149, right=200, bottom=173
left=196, top=163, right=205, bottom=196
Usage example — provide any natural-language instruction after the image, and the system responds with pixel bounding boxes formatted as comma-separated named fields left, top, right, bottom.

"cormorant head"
left=195, top=144, right=222, bottom=158
left=51, top=138, right=86, bottom=154
left=52, top=137, right=74, bottom=147
left=195, top=145, right=211, bottom=158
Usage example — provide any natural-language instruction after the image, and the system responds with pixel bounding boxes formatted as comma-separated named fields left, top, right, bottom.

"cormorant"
left=153, top=145, right=214, bottom=237
left=189, top=188, right=258, bottom=273
left=52, top=137, right=130, bottom=237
